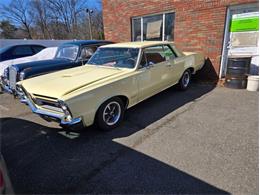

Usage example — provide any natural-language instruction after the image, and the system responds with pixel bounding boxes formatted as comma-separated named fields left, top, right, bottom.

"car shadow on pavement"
left=1, top=83, right=229, bottom=194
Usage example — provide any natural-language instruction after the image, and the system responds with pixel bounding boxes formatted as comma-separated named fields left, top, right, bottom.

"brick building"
left=102, top=0, right=258, bottom=80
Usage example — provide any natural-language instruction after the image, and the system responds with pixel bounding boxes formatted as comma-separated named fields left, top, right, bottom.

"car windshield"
left=88, top=47, right=139, bottom=69
left=55, top=44, right=79, bottom=61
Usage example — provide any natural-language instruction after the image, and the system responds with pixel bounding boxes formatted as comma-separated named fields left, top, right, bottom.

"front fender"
left=64, top=74, right=138, bottom=127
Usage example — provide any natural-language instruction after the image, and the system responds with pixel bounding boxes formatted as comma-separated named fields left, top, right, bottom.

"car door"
left=137, top=45, right=171, bottom=101
left=162, top=44, right=185, bottom=85
left=11, top=45, right=34, bottom=59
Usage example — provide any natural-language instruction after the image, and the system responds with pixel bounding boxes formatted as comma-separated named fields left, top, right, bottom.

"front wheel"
left=178, top=69, right=191, bottom=91
left=95, top=97, right=125, bottom=131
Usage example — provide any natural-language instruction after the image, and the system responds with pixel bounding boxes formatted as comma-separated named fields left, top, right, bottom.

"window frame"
left=131, top=11, right=175, bottom=42
left=138, top=44, right=167, bottom=69
left=163, top=44, right=177, bottom=60
left=137, top=44, right=179, bottom=70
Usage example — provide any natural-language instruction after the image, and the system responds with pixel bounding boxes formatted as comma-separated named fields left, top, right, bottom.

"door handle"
left=166, top=63, right=172, bottom=67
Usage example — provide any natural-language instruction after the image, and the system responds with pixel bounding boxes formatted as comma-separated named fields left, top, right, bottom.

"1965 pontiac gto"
left=17, top=41, right=205, bottom=130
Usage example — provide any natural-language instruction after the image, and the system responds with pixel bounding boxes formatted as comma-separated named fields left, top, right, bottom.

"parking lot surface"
left=0, top=84, right=258, bottom=194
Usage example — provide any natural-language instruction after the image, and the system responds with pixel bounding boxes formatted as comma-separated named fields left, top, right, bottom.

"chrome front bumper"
left=20, top=94, right=82, bottom=126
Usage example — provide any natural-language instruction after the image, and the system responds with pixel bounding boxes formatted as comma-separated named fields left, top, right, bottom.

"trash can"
left=225, top=56, right=252, bottom=89
left=247, top=75, right=259, bottom=91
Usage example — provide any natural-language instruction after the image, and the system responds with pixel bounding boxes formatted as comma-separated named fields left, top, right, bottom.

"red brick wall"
left=103, top=0, right=258, bottom=80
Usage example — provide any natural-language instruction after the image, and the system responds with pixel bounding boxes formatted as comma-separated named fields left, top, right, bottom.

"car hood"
left=20, top=65, right=129, bottom=99
left=13, top=58, right=72, bottom=71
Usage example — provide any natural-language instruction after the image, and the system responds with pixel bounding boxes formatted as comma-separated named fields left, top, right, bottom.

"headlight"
left=16, top=84, right=26, bottom=100
left=58, top=100, right=73, bottom=122
left=16, top=84, right=23, bottom=93
left=19, top=72, right=25, bottom=81
left=58, top=100, right=71, bottom=116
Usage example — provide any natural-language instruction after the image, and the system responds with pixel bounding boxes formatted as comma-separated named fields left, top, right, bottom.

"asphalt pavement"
left=0, top=84, right=258, bottom=194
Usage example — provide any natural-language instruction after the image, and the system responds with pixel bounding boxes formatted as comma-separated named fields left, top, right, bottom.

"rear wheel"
left=96, top=97, right=125, bottom=131
left=178, top=69, right=191, bottom=90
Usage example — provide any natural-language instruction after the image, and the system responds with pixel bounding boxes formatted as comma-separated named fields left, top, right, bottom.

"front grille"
left=33, top=94, right=57, bottom=101
left=41, top=105, right=63, bottom=113
left=33, top=98, right=59, bottom=107
left=32, top=97, right=63, bottom=113
left=9, top=67, right=17, bottom=90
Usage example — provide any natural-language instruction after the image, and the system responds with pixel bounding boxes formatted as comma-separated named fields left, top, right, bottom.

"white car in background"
left=0, top=47, right=57, bottom=76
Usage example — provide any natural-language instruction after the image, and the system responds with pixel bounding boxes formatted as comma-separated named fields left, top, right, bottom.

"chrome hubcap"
left=182, top=72, right=190, bottom=87
left=103, top=101, right=121, bottom=126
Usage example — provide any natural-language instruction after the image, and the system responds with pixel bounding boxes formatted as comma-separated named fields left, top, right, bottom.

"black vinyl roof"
left=62, top=40, right=113, bottom=46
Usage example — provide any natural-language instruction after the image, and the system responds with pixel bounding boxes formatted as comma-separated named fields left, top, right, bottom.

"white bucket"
left=247, top=75, right=259, bottom=91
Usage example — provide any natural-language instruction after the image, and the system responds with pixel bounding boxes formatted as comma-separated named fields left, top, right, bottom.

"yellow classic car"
left=17, top=41, right=205, bottom=130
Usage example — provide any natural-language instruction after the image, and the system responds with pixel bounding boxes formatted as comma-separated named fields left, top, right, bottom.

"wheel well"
left=94, top=95, right=129, bottom=123
left=97, top=95, right=129, bottom=112
left=187, top=67, right=195, bottom=74
left=116, top=95, right=129, bottom=109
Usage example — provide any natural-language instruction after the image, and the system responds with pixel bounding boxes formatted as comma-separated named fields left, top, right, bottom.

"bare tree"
left=0, top=20, right=17, bottom=38
left=46, top=0, right=90, bottom=37
left=31, top=0, right=52, bottom=39
left=91, top=9, right=104, bottom=39
left=0, top=0, right=33, bottom=38
left=0, top=0, right=104, bottom=40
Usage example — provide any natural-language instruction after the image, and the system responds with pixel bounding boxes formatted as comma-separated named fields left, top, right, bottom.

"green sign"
left=230, top=13, right=259, bottom=32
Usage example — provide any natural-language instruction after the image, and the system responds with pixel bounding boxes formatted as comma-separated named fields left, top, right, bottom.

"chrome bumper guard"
left=20, top=94, right=82, bottom=126
left=1, top=83, right=13, bottom=94
left=0, top=77, right=13, bottom=94
left=0, top=77, right=22, bottom=98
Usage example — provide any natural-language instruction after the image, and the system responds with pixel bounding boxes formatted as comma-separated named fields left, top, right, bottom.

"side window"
left=139, top=45, right=166, bottom=68
left=145, top=45, right=166, bottom=65
left=80, top=46, right=97, bottom=60
left=162, top=45, right=176, bottom=61
left=32, top=46, right=45, bottom=53
left=12, top=46, right=34, bottom=56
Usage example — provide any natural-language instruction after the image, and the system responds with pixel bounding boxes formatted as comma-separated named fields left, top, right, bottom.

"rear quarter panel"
left=182, top=52, right=205, bottom=73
